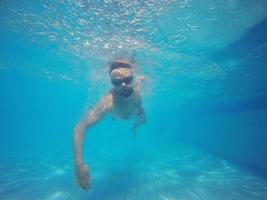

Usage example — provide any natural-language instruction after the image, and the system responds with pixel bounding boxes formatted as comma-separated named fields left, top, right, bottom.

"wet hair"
left=109, top=60, right=133, bottom=75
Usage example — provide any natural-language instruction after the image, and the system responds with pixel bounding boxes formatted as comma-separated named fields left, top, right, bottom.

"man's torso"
left=109, top=89, right=142, bottom=120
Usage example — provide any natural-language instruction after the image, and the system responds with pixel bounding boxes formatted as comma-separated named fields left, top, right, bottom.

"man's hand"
left=75, top=163, right=90, bottom=190
left=132, top=106, right=146, bottom=136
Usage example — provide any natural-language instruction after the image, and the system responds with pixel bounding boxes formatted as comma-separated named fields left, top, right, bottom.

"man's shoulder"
left=105, top=90, right=114, bottom=101
left=98, top=91, right=113, bottom=108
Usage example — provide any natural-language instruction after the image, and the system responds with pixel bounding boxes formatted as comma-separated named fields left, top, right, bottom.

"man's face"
left=110, top=68, right=134, bottom=97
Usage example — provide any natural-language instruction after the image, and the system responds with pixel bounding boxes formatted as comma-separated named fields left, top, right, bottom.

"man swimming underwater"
left=73, top=60, right=146, bottom=190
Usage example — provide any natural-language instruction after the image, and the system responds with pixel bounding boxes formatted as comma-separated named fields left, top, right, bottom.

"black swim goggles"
left=111, top=75, right=133, bottom=86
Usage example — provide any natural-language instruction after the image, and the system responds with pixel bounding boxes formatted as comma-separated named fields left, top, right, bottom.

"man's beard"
left=117, top=86, right=133, bottom=97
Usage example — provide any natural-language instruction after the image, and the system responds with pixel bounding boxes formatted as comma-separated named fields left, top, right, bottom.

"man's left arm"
left=135, top=75, right=145, bottom=92
left=132, top=106, right=146, bottom=135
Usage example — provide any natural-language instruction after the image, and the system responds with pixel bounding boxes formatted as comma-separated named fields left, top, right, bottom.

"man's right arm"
left=73, top=94, right=112, bottom=189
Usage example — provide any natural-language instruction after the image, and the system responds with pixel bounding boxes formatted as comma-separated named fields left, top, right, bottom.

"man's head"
left=109, top=60, right=134, bottom=97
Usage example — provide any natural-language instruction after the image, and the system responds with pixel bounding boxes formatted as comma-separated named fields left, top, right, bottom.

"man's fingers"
left=81, top=181, right=88, bottom=189
left=75, top=164, right=91, bottom=190
left=77, top=172, right=90, bottom=190
left=77, top=178, right=89, bottom=190
left=81, top=177, right=90, bottom=190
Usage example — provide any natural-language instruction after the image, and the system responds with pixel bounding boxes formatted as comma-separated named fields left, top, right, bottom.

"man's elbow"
left=74, top=121, right=86, bottom=135
left=74, top=114, right=100, bottom=136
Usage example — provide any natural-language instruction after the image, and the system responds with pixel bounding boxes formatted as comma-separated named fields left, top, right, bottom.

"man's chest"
left=111, top=98, right=141, bottom=120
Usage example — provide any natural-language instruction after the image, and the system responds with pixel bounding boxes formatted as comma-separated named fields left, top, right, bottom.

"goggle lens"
left=112, top=76, right=133, bottom=86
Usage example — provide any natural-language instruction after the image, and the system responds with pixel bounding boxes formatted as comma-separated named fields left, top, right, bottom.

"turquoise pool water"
left=1, top=1, right=267, bottom=199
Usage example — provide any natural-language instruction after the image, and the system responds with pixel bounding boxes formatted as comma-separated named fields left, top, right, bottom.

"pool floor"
left=1, top=145, right=267, bottom=200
